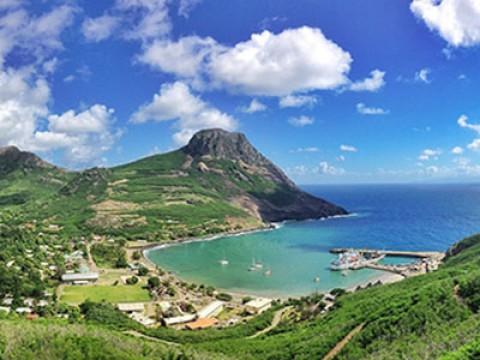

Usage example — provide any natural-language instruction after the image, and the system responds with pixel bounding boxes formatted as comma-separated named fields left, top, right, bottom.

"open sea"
left=146, top=184, right=480, bottom=297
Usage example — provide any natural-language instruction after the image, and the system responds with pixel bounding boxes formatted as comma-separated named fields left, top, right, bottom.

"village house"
left=245, top=298, right=272, bottom=315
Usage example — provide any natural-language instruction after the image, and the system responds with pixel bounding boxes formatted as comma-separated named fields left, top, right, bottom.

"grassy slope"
left=60, top=285, right=151, bottom=305
left=0, top=318, right=225, bottom=360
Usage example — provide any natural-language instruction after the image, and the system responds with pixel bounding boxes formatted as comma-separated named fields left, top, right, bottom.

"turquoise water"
left=146, top=184, right=480, bottom=297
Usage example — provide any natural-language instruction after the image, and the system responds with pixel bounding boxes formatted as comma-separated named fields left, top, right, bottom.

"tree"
left=138, top=266, right=149, bottom=277
left=147, top=276, right=160, bottom=289
left=132, top=251, right=141, bottom=261
left=126, top=276, right=139, bottom=285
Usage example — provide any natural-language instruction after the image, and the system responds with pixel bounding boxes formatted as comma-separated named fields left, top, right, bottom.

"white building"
left=197, top=300, right=224, bottom=319
left=163, top=314, right=196, bottom=326
left=117, top=303, right=145, bottom=313
left=245, top=298, right=272, bottom=315
left=61, top=272, right=99, bottom=284
left=130, top=313, right=156, bottom=327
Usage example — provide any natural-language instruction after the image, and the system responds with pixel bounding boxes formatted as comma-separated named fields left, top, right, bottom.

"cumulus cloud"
left=418, top=148, right=441, bottom=161
left=451, top=146, right=464, bottom=155
left=82, top=15, right=120, bottom=42
left=0, top=4, right=76, bottom=66
left=130, top=81, right=237, bottom=145
left=410, top=0, right=480, bottom=47
left=288, top=115, right=314, bottom=127
left=340, top=144, right=358, bottom=152
left=279, top=94, right=317, bottom=108
left=348, top=69, right=386, bottom=92
left=34, top=105, right=120, bottom=164
left=208, top=27, right=352, bottom=96
left=0, top=4, right=121, bottom=166
left=356, top=102, right=389, bottom=115
left=241, top=99, right=267, bottom=114
left=138, top=35, right=220, bottom=80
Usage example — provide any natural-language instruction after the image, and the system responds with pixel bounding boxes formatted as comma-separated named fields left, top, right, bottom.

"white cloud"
left=451, top=146, right=464, bottom=155
left=415, top=68, right=431, bottom=83
left=138, top=35, right=220, bottom=80
left=288, top=115, right=314, bottom=127
left=82, top=15, right=119, bottom=42
left=0, top=4, right=76, bottom=66
left=117, top=0, right=171, bottom=41
left=457, top=114, right=480, bottom=134
left=290, top=147, right=319, bottom=153
left=336, top=155, right=345, bottom=162
left=410, top=0, right=480, bottom=47
left=340, top=144, right=358, bottom=152
left=34, top=105, right=120, bottom=164
left=418, top=148, right=441, bottom=161
left=467, top=139, right=480, bottom=151
left=356, top=102, right=389, bottom=115
left=241, top=99, right=267, bottom=114
left=0, top=0, right=22, bottom=10
left=178, top=0, right=202, bottom=17
left=348, top=69, right=386, bottom=92
left=279, top=94, right=317, bottom=108
left=208, top=27, right=353, bottom=96
left=130, top=81, right=237, bottom=145
left=317, top=161, right=345, bottom=175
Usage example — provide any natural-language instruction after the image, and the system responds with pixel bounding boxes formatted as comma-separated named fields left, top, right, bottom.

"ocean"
left=146, top=184, right=480, bottom=297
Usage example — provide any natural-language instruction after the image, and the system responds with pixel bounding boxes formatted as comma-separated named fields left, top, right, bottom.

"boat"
left=330, top=250, right=384, bottom=271
left=219, top=259, right=229, bottom=266
left=314, top=276, right=320, bottom=283
left=248, top=258, right=263, bottom=271
left=264, top=269, right=272, bottom=276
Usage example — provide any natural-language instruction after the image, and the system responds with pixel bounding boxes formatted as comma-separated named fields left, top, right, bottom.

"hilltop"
left=0, top=129, right=346, bottom=240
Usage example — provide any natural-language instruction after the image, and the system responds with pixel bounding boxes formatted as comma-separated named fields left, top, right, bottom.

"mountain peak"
left=0, top=145, right=55, bottom=175
left=182, top=128, right=266, bottom=165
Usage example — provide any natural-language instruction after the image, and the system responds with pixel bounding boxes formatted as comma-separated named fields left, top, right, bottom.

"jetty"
left=330, top=248, right=445, bottom=277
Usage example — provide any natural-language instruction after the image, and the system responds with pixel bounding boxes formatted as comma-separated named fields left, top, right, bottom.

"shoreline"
left=140, top=212, right=392, bottom=300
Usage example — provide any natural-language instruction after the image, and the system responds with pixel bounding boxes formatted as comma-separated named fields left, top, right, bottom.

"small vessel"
left=248, top=258, right=263, bottom=271
left=264, top=269, right=272, bottom=276
left=219, top=259, right=229, bottom=266
left=314, top=276, right=320, bottom=283
left=330, top=250, right=385, bottom=271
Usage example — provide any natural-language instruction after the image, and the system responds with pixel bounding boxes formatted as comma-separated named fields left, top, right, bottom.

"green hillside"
left=0, top=129, right=346, bottom=241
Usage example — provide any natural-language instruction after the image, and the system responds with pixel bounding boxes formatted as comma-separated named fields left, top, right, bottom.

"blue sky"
left=2, top=0, right=480, bottom=183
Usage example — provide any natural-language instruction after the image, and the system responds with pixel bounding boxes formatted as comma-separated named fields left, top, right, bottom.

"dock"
left=330, top=248, right=445, bottom=277
left=330, top=248, right=444, bottom=259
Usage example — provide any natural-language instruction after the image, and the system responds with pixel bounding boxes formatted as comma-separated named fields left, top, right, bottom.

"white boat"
left=219, top=259, right=229, bottom=266
left=264, top=269, right=272, bottom=276
left=314, top=276, right=320, bottom=283
left=331, top=250, right=385, bottom=271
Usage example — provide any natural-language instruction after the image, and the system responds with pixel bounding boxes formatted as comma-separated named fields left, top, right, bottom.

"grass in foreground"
left=60, top=285, right=150, bottom=305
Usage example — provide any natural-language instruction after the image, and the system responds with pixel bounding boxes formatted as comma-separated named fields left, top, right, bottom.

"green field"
left=60, top=285, right=151, bottom=305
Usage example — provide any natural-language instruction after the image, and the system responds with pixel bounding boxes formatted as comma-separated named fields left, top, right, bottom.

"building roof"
left=245, top=297, right=272, bottom=309
left=117, top=303, right=145, bottom=312
left=186, top=318, right=218, bottom=330
left=61, top=272, right=99, bottom=282
left=163, top=314, right=196, bottom=326
left=197, top=300, right=224, bottom=319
